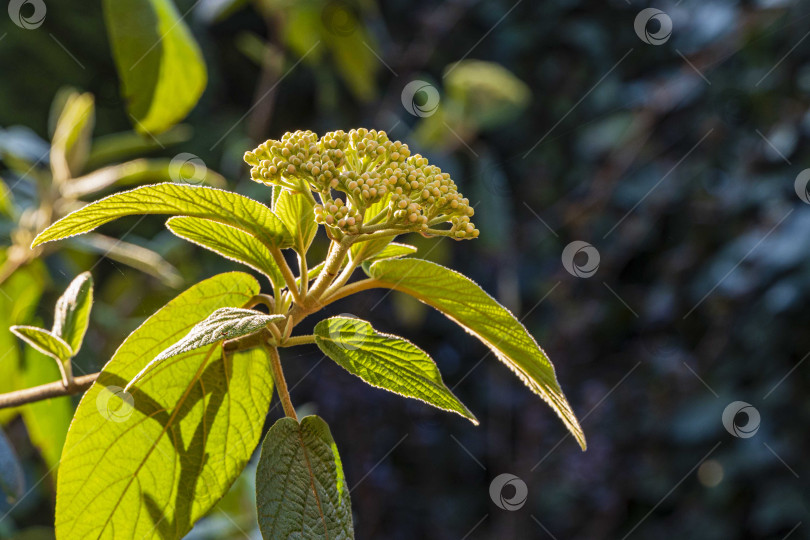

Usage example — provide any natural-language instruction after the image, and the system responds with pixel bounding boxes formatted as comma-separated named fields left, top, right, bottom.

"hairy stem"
left=306, top=238, right=352, bottom=304
left=270, top=247, right=305, bottom=306
left=323, top=278, right=385, bottom=305
left=0, top=373, right=99, bottom=409
left=265, top=344, right=297, bottom=420
left=281, top=334, right=316, bottom=347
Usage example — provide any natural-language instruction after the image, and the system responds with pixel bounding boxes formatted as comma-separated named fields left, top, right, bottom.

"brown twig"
left=0, top=372, right=99, bottom=409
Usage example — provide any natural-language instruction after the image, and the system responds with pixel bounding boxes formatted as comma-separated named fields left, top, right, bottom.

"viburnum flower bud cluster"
left=244, top=128, right=478, bottom=239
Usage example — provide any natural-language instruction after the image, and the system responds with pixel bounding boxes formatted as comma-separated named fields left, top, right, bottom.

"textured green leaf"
left=32, top=183, right=292, bottom=249
left=256, top=416, right=354, bottom=539
left=52, top=272, right=93, bottom=354
left=55, top=272, right=273, bottom=539
left=103, top=0, right=207, bottom=134
left=315, top=317, right=476, bottom=424
left=127, top=307, right=283, bottom=390
left=51, top=91, right=95, bottom=181
left=9, top=326, right=72, bottom=387
left=367, top=258, right=586, bottom=449
left=274, top=188, right=317, bottom=254
left=0, top=428, right=24, bottom=501
left=166, top=216, right=284, bottom=288
left=10, top=326, right=72, bottom=362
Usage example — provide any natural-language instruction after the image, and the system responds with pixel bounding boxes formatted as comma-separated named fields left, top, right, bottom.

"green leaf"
left=10, top=326, right=72, bottom=363
left=274, top=188, right=317, bottom=254
left=55, top=272, right=273, bottom=539
left=366, top=258, right=586, bottom=449
left=103, top=0, right=207, bottom=134
left=0, top=428, right=24, bottom=501
left=127, top=307, right=283, bottom=389
left=166, top=216, right=284, bottom=288
left=32, top=183, right=292, bottom=250
left=51, top=91, right=95, bottom=181
left=9, top=326, right=73, bottom=387
left=256, top=415, right=354, bottom=539
left=315, top=317, right=477, bottom=424
left=52, top=272, right=93, bottom=354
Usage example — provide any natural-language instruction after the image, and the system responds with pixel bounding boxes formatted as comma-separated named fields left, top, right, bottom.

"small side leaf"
left=32, top=183, right=292, bottom=250
left=10, top=326, right=72, bottom=362
left=9, top=326, right=73, bottom=386
left=127, top=307, right=283, bottom=389
left=166, top=216, right=284, bottom=288
left=52, top=271, right=93, bottom=354
left=256, top=415, right=354, bottom=539
left=274, top=188, right=317, bottom=254
left=367, top=258, right=586, bottom=449
left=315, top=317, right=477, bottom=424
left=0, top=428, right=24, bottom=501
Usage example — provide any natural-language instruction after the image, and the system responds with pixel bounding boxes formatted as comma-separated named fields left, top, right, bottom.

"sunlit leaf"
left=127, top=307, right=283, bottom=390
left=166, top=216, right=284, bottom=288
left=32, top=183, right=292, bottom=250
left=256, top=415, right=354, bottom=539
left=52, top=271, right=93, bottom=354
left=315, top=317, right=476, bottom=423
left=55, top=272, right=273, bottom=539
left=366, top=258, right=586, bottom=449
left=274, top=188, right=317, bottom=254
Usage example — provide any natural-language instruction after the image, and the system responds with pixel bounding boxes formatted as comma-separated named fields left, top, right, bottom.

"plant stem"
left=323, top=278, right=385, bottom=304
left=265, top=344, right=297, bottom=420
left=281, top=334, right=316, bottom=347
left=306, top=238, right=352, bottom=303
left=0, top=372, right=99, bottom=409
left=270, top=247, right=305, bottom=306
left=298, top=251, right=308, bottom=298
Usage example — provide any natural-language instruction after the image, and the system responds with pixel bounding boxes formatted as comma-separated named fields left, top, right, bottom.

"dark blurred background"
left=2, top=0, right=810, bottom=538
